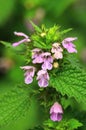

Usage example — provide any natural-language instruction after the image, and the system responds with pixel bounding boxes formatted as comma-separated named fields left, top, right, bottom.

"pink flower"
left=62, top=37, right=77, bottom=53
left=32, top=48, right=43, bottom=63
left=41, top=52, right=53, bottom=70
left=51, top=43, right=63, bottom=59
left=51, top=43, right=63, bottom=53
left=12, top=32, right=31, bottom=47
left=50, top=102, right=63, bottom=122
left=37, top=70, right=49, bottom=87
left=20, top=66, right=36, bottom=84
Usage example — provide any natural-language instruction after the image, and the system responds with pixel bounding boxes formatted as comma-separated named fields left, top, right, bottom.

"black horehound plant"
left=0, top=23, right=86, bottom=130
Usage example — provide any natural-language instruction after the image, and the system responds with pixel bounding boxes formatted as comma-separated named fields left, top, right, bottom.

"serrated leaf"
left=0, top=85, right=30, bottom=127
left=50, top=66, right=86, bottom=104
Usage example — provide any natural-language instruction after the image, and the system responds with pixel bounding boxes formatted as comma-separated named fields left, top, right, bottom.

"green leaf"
left=0, top=41, right=27, bottom=55
left=0, top=85, right=30, bottom=127
left=0, top=41, right=12, bottom=48
left=60, top=28, right=72, bottom=35
left=55, top=118, right=83, bottom=130
left=68, top=119, right=83, bottom=129
left=50, top=66, right=86, bottom=104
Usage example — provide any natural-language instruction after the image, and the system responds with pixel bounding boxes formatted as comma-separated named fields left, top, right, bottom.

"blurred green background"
left=0, top=0, right=86, bottom=130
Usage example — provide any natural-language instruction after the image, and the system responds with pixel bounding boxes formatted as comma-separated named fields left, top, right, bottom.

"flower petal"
left=57, top=113, right=62, bottom=121
left=50, top=102, right=63, bottom=114
left=67, top=46, right=77, bottom=53
left=38, top=78, right=48, bottom=87
left=25, top=76, right=33, bottom=84
left=14, top=31, right=29, bottom=39
left=42, top=62, right=52, bottom=70
left=32, top=56, right=43, bottom=64
left=54, top=52, right=63, bottom=59
left=64, top=37, right=77, bottom=42
left=50, top=113, right=58, bottom=121
left=47, top=56, right=53, bottom=63
left=51, top=43, right=63, bottom=53
left=12, top=39, right=27, bottom=47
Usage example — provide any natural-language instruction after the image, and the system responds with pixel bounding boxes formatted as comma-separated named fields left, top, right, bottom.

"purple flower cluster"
left=12, top=31, right=77, bottom=88
left=12, top=31, right=77, bottom=122
left=32, top=49, right=53, bottom=87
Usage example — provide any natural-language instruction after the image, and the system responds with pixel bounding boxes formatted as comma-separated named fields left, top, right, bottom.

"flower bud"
left=50, top=102, right=63, bottom=122
left=40, top=32, right=46, bottom=37
left=53, top=62, right=59, bottom=68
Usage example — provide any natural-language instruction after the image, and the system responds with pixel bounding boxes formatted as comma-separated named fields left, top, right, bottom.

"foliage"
left=0, top=85, right=30, bottom=127
left=43, top=118, right=83, bottom=130
left=50, top=65, right=86, bottom=104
